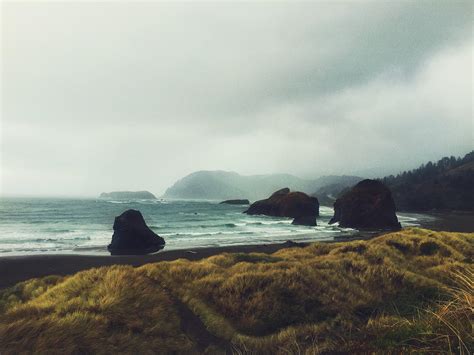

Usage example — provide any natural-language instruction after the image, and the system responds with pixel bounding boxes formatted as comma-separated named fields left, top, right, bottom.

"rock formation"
left=329, top=179, right=401, bottom=230
left=108, top=209, right=165, bottom=255
left=244, top=188, right=319, bottom=226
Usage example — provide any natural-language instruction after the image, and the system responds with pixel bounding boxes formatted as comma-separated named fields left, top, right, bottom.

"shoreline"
left=0, top=241, right=305, bottom=290
left=1, top=210, right=473, bottom=290
left=0, top=231, right=383, bottom=290
left=402, top=210, right=474, bottom=233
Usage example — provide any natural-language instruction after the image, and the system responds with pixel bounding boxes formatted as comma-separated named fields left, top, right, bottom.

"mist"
left=1, top=1, right=472, bottom=197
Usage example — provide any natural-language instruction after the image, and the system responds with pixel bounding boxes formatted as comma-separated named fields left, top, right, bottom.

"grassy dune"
left=0, top=228, right=472, bottom=354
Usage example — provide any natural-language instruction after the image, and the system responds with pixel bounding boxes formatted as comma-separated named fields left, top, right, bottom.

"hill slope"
left=382, top=151, right=474, bottom=211
left=163, top=171, right=362, bottom=200
left=163, top=171, right=313, bottom=200
left=1, top=228, right=472, bottom=353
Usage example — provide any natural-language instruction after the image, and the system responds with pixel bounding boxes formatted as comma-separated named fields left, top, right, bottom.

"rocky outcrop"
left=244, top=188, right=319, bottom=226
left=219, top=199, right=250, bottom=205
left=108, top=209, right=165, bottom=255
left=100, top=191, right=157, bottom=199
left=329, top=179, right=401, bottom=230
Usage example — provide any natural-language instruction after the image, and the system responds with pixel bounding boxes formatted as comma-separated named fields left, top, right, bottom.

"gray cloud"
left=1, top=1, right=472, bottom=196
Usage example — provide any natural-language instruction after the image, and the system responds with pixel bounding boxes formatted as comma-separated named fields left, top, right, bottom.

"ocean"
left=0, top=197, right=425, bottom=256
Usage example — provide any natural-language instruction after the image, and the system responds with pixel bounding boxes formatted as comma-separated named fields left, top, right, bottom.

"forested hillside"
left=382, top=152, right=474, bottom=211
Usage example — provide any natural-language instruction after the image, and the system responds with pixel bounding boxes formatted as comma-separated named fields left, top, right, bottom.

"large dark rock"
left=329, top=179, right=401, bottom=230
left=108, top=209, right=165, bottom=255
left=244, top=188, right=319, bottom=226
left=219, top=199, right=250, bottom=205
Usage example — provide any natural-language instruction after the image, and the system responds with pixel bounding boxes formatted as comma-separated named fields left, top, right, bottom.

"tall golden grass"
left=0, top=228, right=472, bottom=354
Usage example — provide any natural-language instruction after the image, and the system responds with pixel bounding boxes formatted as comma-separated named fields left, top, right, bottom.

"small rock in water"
left=220, top=199, right=250, bottom=205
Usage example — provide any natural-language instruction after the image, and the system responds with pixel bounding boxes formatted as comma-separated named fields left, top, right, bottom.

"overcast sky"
left=1, top=1, right=472, bottom=197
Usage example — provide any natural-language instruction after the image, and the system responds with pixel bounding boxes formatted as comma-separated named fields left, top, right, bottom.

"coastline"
left=0, top=241, right=310, bottom=290
left=404, top=210, right=474, bottom=233
left=1, top=210, right=473, bottom=290
left=0, top=231, right=385, bottom=290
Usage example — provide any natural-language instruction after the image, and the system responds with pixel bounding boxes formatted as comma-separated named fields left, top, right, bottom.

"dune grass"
left=0, top=228, right=472, bottom=354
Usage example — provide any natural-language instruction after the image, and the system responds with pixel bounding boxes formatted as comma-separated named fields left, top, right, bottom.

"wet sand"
left=1, top=211, right=473, bottom=290
left=410, top=211, right=474, bottom=233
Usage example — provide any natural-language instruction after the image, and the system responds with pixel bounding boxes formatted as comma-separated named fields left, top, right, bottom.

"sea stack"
left=244, top=188, right=319, bottom=226
left=108, top=209, right=165, bottom=255
left=329, top=179, right=401, bottom=230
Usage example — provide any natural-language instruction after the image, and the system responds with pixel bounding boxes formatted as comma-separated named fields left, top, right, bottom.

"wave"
left=245, top=220, right=292, bottom=226
left=161, top=230, right=259, bottom=238
left=178, top=212, right=207, bottom=216
left=34, top=236, right=91, bottom=242
left=195, top=223, right=238, bottom=228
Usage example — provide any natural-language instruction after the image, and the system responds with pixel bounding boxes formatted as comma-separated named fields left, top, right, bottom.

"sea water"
left=0, top=197, right=424, bottom=256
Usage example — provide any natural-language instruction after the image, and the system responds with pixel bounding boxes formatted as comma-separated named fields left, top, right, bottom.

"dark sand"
left=0, top=242, right=310, bottom=290
left=410, top=211, right=474, bottom=233
left=1, top=211, right=473, bottom=290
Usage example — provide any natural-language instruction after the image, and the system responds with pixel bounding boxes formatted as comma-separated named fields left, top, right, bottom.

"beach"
left=2, top=210, right=473, bottom=290
left=0, top=241, right=306, bottom=289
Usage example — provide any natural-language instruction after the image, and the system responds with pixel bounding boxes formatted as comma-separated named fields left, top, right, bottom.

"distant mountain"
left=163, top=171, right=363, bottom=201
left=311, top=176, right=364, bottom=206
left=99, top=191, right=157, bottom=199
left=382, top=151, right=474, bottom=211
left=163, top=171, right=311, bottom=200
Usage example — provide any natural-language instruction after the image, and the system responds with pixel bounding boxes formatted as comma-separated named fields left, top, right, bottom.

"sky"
left=1, top=1, right=473, bottom=197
